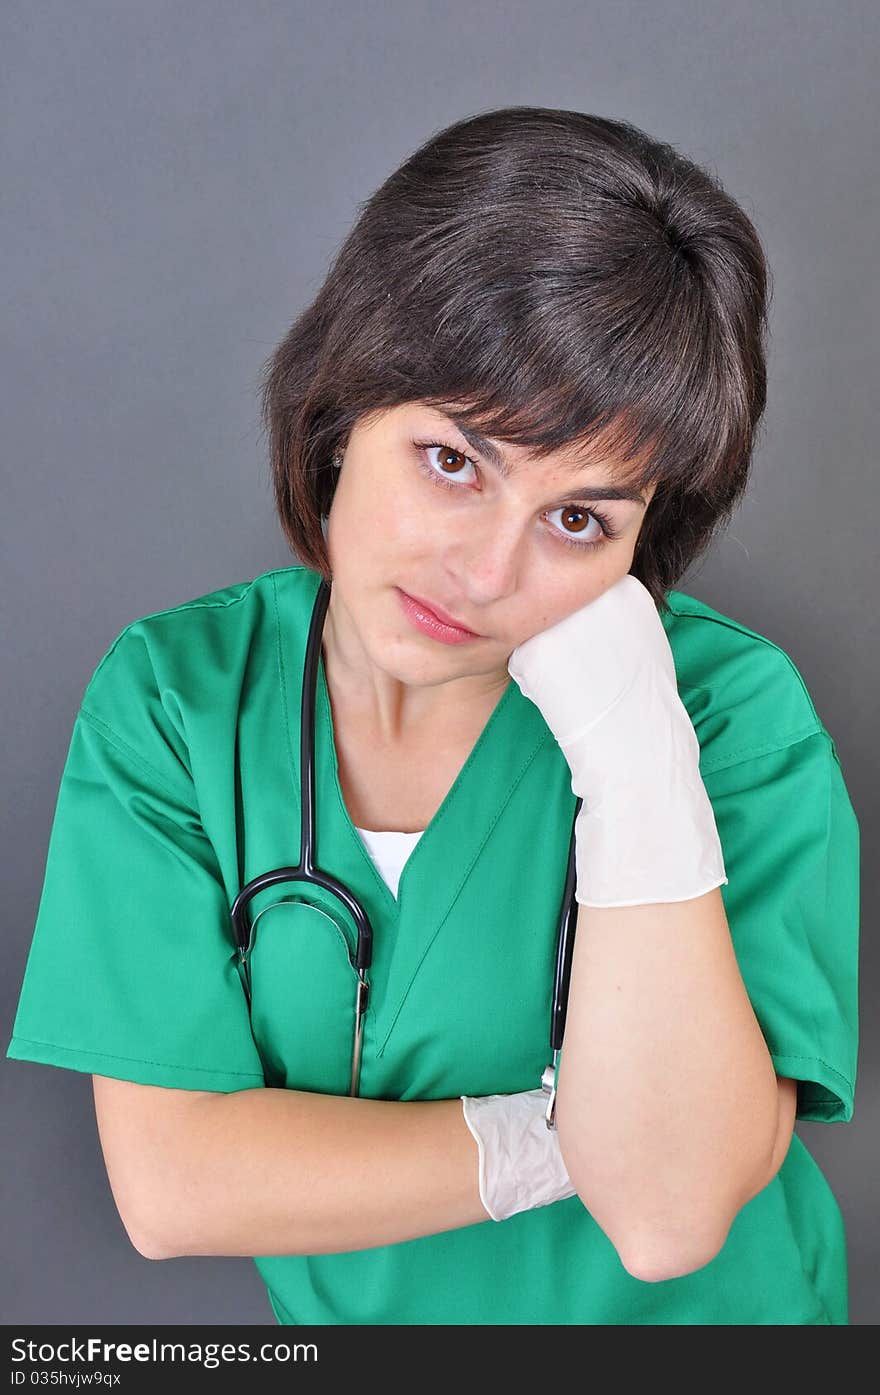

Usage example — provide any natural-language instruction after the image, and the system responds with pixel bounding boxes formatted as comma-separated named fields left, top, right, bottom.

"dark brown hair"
left=259, top=106, right=771, bottom=615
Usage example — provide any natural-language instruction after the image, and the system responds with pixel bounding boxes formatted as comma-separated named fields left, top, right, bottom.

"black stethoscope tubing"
left=230, top=577, right=580, bottom=1110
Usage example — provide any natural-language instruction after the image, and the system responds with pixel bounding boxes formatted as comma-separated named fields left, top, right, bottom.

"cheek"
left=519, top=563, right=623, bottom=637
left=328, top=466, right=432, bottom=576
left=372, top=475, right=447, bottom=554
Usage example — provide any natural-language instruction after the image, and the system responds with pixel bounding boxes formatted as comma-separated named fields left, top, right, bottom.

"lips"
left=404, top=591, right=481, bottom=635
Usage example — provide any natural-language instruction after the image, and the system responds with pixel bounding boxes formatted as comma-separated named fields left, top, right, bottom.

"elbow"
left=566, top=1170, right=730, bottom=1284
left=122, top=1182, right=215, bottom=1260
left=126, top=1186, right=212, bottom=1261
left=130, top=1207, right=193, bottom=1261
left=115, top=1187, right=186, bottom=1261
left=123, top=1213, right=174, bottom=1262
left=616, top=1224, right=729, bottom=1284
left=133, top=1235, right=172, bottom=1262
left=131, top=1200, right=203, bottom=1259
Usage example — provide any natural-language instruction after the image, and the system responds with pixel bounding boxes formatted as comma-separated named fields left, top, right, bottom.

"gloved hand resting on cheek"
left=506, top=573, right=728, bottom=908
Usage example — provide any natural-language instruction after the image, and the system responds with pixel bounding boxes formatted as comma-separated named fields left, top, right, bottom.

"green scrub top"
left=7, top=564, right=860, bottom=1325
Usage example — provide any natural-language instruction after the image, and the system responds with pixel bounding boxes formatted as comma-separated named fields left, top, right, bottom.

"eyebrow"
left=449, top=418, right=647, bottom=507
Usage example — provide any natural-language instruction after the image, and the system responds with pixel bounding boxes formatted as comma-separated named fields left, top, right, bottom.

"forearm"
left=555, top=886, right=780, bottom=1278
left=149, top=1089, right=487, bottom=1260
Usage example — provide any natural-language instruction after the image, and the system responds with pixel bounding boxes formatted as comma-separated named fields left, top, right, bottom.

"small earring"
left=332, top=453, right=343, bottom=470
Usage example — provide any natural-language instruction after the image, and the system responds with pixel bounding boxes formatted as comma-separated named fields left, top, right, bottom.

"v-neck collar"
left=278, top=566, right=555, bottom=1056
left=315, top=635, right=521, bottom=909
left=323, top=658, right=554, bottom=1054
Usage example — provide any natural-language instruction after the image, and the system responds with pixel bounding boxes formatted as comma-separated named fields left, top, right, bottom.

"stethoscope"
left=230, top=577, right=581, bottom=1130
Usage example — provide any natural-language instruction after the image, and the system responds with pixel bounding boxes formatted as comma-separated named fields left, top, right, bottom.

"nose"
left=442, top=514, right=523, bottom=606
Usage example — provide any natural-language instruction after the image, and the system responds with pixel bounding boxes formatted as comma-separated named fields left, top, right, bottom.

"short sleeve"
left=6, top=701, right=266, bottom=1093
left=702, top=729, right=859, bottom=1122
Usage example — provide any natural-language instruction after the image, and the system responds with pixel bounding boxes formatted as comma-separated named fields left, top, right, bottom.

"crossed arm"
left=93, top=886, right=796, bottom=1283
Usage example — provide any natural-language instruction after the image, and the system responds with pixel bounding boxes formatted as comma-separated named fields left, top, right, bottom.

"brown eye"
left=560, top=506, right=589, bottom=534
left=417, top=442, right=478, bottom=485
left=546, top=504, right=619, bottom=551
left=437, top=447, right=467, bottom=474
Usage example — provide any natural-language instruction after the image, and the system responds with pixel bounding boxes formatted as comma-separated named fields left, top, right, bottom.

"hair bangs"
left=260, top=106, right=770, bottom=611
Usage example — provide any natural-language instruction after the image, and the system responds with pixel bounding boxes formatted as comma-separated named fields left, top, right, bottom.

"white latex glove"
left=460, top=1089, right=577, bottom=1221
left=507, top=573, right=728, bottom=908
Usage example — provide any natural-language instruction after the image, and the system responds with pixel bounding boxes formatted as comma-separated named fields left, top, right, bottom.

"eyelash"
left=411, top=439, right=624, bottom=552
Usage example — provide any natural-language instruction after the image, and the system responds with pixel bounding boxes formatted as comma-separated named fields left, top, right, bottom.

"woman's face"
left=324, top=400, right=658, bottom=693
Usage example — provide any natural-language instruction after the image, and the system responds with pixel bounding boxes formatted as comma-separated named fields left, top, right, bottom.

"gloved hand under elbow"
left=460, top=1089, right=577, bottom=1222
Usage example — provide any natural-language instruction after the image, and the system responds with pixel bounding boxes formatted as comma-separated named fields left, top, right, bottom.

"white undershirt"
left=354, top=826, right=426, bottom=899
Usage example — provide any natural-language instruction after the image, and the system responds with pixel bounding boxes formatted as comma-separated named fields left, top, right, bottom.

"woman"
left=7, top=107, right=859, bottom=1324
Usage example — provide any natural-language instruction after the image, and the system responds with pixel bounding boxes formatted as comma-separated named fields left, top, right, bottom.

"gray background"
left=2, top=0, right=876, bottom=1326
